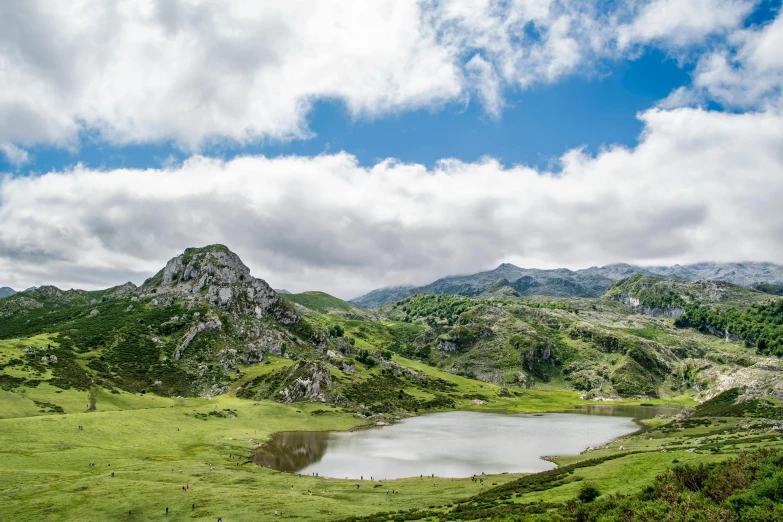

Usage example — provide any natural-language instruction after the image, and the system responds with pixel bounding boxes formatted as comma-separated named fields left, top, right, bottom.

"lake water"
left=254, top=406, right=678, bottom=479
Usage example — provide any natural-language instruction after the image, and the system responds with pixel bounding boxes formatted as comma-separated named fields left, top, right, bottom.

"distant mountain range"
left=350, top=262, right=783, bottom=308
left=0, top=287, right=16, bottom=299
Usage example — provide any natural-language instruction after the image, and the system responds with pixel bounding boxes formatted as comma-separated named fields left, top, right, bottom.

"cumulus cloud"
left=692, top=11, right=783, bottom=109
left=1, top=106, right=781, bottom=298
left=0, top=143, right=29, bottom=167
left=0, top=0, right=762, bottom=150
left=616, top=0, right=756, bottom=49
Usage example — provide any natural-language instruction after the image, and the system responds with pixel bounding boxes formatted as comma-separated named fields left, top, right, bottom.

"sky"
left=0, top=0, right=782, bottom=299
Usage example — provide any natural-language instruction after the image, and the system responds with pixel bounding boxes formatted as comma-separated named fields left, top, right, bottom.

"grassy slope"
left=283, top=292, right=368, bottom=316
left=0, top=281, right=778, bottom=520
left=0, top=331, right=703, bottom=522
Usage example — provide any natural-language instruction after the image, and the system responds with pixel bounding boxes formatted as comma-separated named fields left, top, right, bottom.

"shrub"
left=577, top=484, right=601, bottom=503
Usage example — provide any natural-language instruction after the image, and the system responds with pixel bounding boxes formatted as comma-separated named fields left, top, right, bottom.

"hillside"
left=351, top=261, right=783, bottom=308
left=2, top=247, right=783, bottom=520
left=282, top=291, right=377, bottom=320
left=0, top=246, right=502, bottom=415
left=3, top=248, right=782, bottom=406
left=0, top=245, right=323, bottom=398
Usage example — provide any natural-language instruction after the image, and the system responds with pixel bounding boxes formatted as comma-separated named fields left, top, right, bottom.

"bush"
left=577, top=484, right=601, bottom=503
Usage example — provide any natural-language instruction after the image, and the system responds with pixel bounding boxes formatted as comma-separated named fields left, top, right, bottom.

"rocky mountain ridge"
left=351, top=261, right=783, bottom=308
left=0, top=287, right=15, bottom=299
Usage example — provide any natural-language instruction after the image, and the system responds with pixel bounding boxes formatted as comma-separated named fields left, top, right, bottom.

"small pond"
left=254, top=405, right=679, bottom=480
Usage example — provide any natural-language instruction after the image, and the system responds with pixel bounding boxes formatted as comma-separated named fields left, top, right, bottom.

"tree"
left=280, top=343, right=287, bottom=357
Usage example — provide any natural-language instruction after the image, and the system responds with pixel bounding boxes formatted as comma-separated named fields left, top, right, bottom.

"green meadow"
left=1, top=335, right=775, bottom=521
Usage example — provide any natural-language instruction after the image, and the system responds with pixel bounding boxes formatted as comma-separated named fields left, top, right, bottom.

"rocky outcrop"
left=621, top=295, right=684, bottom=318
left=175, top=316, right=223, bottom=360
left=140, top=245, right=299, bottom=325
left=277, top=362, right=332, bottom=403
left=436, top=339, right=458, bottom=353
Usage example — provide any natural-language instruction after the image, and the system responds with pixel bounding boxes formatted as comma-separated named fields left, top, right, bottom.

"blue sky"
left=0, top=1, right=781, bottom=296
left=8, top=49, right=693, bottom=173
left=3, top=0, right=779, bottom=174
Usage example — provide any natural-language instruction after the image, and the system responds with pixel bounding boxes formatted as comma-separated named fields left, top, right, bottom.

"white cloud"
left=0, top=0, right=762, bottom=150
left=691, top=11, right=783, bottom=109
left=0, top=106, right=781, bottom=298
left=616, top=0, right=756, bottom=49
left=0, top=143, right=29, bottom=167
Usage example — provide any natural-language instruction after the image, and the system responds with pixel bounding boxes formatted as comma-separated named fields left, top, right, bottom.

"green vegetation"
left=283, top=291, right=363, bottom=315
left=751, top=282, right=783, bottom=296
left=691, top=388, right=783, bottom=420
left=676, top=299, right=783, bottom=356
left=2, top=248, right=783, bottom=519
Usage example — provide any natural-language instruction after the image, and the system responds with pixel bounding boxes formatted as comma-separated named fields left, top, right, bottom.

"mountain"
left=0, top=287, right=15, bottom=299
left=351, top=261, right=783, bottom=308
left=274, top=288, right=292, bottom=294
left=0, top=245, right=321, bottom=397
left=349, top=285, right=418, bottom=308
left=0, top=245, right=456, bottom=410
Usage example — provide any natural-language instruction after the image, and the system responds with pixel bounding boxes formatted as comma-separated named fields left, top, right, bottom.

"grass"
left=283, top=292, right=367, bottom=315
left=0, top=335, right=759, bottom=522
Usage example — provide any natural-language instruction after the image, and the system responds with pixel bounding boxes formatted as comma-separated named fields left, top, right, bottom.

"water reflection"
left=253, top=408, right=672, bottom=479
left=576, top=404, right=680, bottom=420
left=253, top=431, right=329, bottom=472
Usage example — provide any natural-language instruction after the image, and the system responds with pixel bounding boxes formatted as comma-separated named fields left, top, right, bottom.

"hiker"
left=386, top=489, right=389, bottom=495
left=433, top=481, right=437, bottom=487
left=166, top=507, right=168, bottom=514
left=192, top=504, right=195, bottom=511
left=111, top=472, right=114, bottom=477
left=356, top=484, right=360, bottom=489
left=129, top=510, right=131, bottom=516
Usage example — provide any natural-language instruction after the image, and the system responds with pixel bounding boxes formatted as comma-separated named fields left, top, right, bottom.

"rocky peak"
left=106, top=282, right=137, bottom=298
left=140, top=245, right=298, bottom=324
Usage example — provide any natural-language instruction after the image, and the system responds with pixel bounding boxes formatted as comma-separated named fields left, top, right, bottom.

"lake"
left=254, top=406, right=678, bottom=479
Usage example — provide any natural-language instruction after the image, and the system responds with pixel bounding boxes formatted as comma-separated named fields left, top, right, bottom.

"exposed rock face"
left=437, top=340, right=458, bottom=353
left=140, top=245, right=298, bottom=325
left=277, top=362, right=332, bottom=403
left=175, top=315, right=223, bottom=360
left=107, top=282, right=137, bottom=299
left=622, top=294, right=684, bottom=318
left=698, top=358, right=783, bottom=402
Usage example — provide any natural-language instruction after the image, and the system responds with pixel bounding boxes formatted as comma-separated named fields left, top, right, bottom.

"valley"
left=1, top=245, right=783, bottom=520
